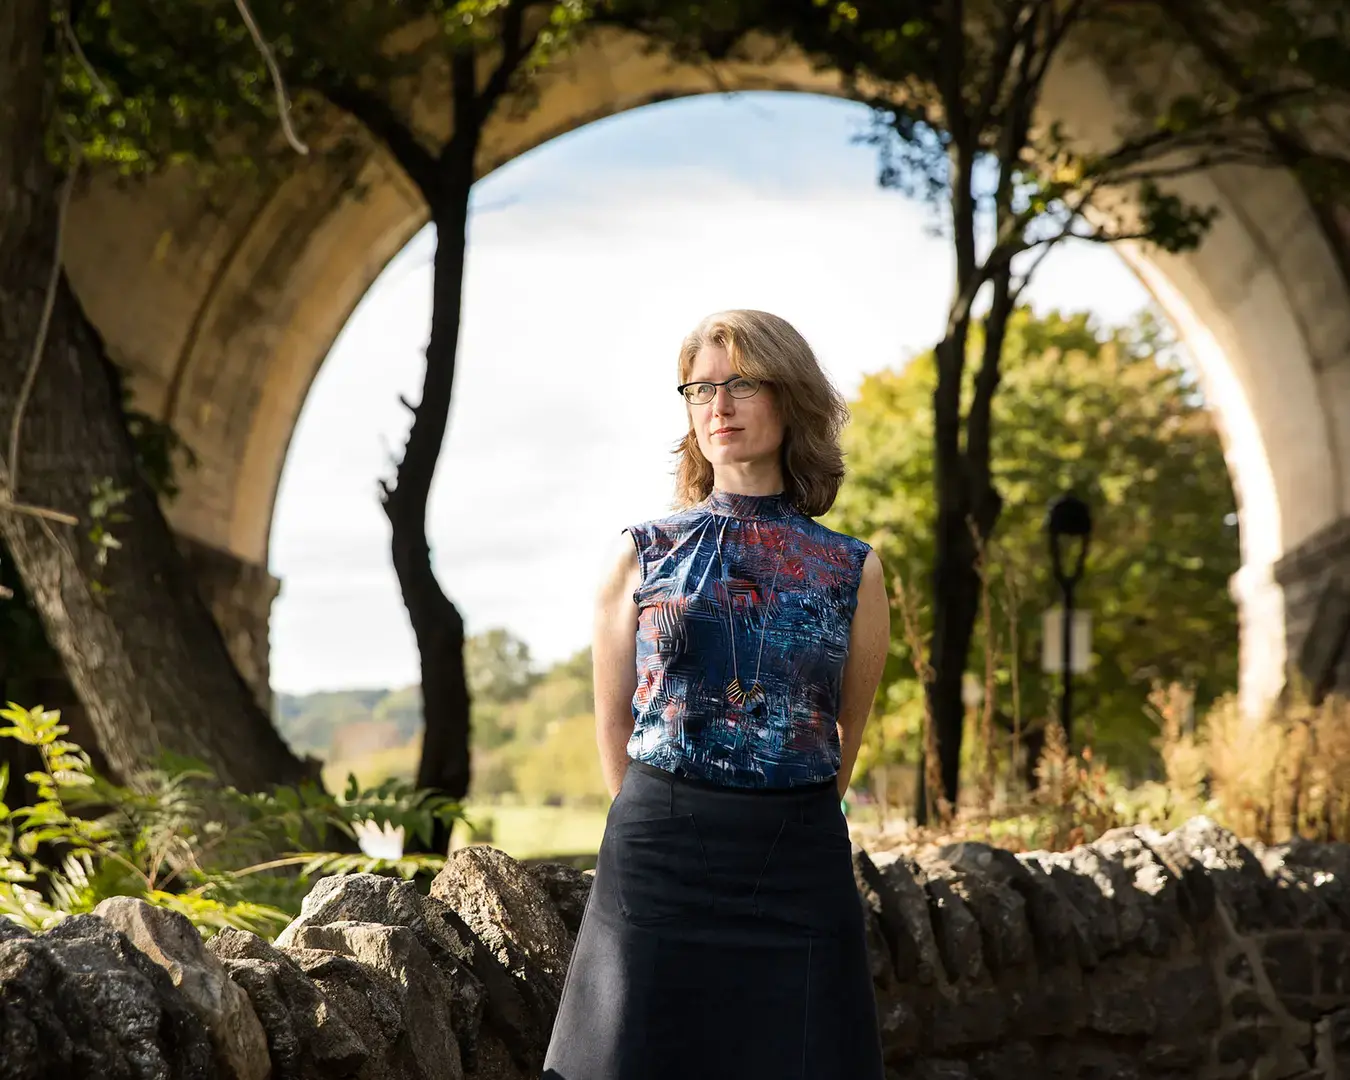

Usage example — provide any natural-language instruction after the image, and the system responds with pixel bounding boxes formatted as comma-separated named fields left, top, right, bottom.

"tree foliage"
left=466, top=627, right=540, bottom=708
left=826, top=307, right=1239, bottom=782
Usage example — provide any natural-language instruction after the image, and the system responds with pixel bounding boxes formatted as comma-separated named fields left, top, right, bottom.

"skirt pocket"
left=752, top=818, right=856, bottom=937
left=611, top=813, right=711, bottom=927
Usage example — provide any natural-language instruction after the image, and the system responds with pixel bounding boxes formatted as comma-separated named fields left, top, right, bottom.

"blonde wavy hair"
left=672, top=310, right=850, bottom=518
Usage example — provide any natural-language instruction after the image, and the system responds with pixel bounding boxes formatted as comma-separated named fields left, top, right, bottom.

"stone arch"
left=61, top=28, right=1350, bottom=706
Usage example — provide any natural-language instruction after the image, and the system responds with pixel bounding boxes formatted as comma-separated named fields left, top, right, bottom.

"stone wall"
left=1274, top=517, right=1350, bottom=699
left=3, top=817, right=1350, bottom=1079
left=176, top=533, right=279, bottom=711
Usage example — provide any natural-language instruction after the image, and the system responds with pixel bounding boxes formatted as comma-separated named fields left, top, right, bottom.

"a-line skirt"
left=541, top=758, right=885, bottom=1080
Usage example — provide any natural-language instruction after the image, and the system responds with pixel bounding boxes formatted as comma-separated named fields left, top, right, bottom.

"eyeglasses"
left=676, top=376, right=769, bottom=405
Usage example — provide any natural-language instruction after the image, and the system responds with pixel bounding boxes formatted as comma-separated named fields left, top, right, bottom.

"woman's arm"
left=835, top=549, right=890, bottom=799
left=593, top=531, right=642, bottom=798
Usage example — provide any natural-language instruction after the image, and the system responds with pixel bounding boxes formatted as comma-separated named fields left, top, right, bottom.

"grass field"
left=454, top=802, right=609, bottom=863
left=322, top=747, right=608, bottom=862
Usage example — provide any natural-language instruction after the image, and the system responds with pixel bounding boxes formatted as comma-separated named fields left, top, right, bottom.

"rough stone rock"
left=923, top=985, right=1009, bottom=1054
left=1257, top=837, right=1350, bottom=930
left=94, top=897, right=270, bottom=1080
left=968, top=1041, right=1040, bottom=1079
left=0, top=919, right=33, bottom=943
left=208, top=927, right=369, bottom=1080
left=281, top=945, right=427, bottom=1080
left=1004, top=962, right=1088, bottom=1040
left=275, top=875, right=485, bottom=1044
left=8, top=816, right=1350, bottom=1080
left=1085, top=963, right=1156, bottom=1035
left=40, top=914, right=216, bottom=1079
left=871, top=851, right=945, bottom=987
left=1314, top=1005, right=1350, bottom=1075
left=464, top=1029, right=530, bottom=1080
left=1028, top=829, right=1185, bottom=963
left=1148, top=961, right=1222, bottom=1052
left=877, top=994, right=922, bottom=1061
left=273, top=873, right=545, bottom=1071
left=1092, top=827, right=1186, bottom=955
left=856, top=848, right=924, bottom=986
left=899, top=1057, right=971, bottom=1080
left=946, top=869, right=1032, bottom=976
left=914, top=863, right=985, bottom=983
left=523, top=862, right=592, bottom=940
left=0, top=934, right=108, bottom=1078
left=1319, top=935, right=1350, bottom=997
left=1145, top=816, right=1272, bottom=931
left=1022, top=851, right=1109, bottom=969
left=939, top=842, right=1085, bottom=969
left=284, top=922, right=463, bottom=1080
left=430, top=847, right=572, bottom=996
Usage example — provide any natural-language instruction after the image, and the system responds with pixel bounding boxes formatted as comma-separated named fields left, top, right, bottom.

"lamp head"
left=1047, top=493, right=1092, bottom=539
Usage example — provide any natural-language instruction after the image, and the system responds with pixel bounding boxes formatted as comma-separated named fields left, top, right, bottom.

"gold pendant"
left=727, top=679, right=764, bottom=707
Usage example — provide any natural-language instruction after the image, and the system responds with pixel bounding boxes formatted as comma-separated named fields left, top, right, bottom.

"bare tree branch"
left=232, top=0, right=308, bottom=155
left=1027, top=0, right=1091, bottom=90
left=1109, top=151, right=1296, bottom=185
left=969, top=2, right=1037, bottom=134
left=479, top=1, right=532, bottom=112
left=60, top=2, right=111, bottom=99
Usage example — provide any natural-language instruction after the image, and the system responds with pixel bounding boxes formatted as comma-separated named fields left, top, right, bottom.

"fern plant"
left=0, top=703, right=464, bottom=936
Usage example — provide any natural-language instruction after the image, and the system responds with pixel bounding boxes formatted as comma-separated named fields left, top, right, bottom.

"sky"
left=267, top=91, right=1152, bottom=695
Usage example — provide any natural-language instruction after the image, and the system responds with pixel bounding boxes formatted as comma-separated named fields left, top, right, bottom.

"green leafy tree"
left=512, top=711, right=609, bottom=805
left=469, top=645, right=594, bottom=799
left=607, top=0, right=1350, bottom=815
left=826, top=308, right=1239, bottom=785
left=467, top=628, right=541, bottom=708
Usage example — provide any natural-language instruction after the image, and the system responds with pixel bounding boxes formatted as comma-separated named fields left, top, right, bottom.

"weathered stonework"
left=1274, top=518, right=1350, bottom=699
left=176, top=534, right=278, bottom=711
left=4, top=817, right=1350, bottom=1078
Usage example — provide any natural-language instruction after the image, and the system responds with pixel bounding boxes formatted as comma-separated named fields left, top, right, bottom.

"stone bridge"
left=62, top=24, right=1350, bottom=705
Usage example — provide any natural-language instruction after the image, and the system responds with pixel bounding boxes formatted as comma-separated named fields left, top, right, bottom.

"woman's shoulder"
left=625, top=501, right=704, bottom=540
left=792, top=511, right=873, bottom=559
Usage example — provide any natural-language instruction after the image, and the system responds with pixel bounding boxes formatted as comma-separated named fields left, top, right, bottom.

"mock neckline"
left=704, top=487, right=792, bottom=520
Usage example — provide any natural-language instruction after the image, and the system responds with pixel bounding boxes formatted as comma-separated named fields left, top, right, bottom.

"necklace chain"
left=712, top=516, right=785, bottom=709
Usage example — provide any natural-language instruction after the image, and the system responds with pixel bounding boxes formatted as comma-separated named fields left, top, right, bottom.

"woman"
left=542, top=310, right=890, bottom=1080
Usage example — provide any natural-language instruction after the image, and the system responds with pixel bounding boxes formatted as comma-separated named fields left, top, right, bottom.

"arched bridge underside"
left=62, top=27, right=1350, bottom=708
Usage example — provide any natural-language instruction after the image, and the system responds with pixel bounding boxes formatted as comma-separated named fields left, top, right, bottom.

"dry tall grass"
left=854, top=683, right=1350, bottom=857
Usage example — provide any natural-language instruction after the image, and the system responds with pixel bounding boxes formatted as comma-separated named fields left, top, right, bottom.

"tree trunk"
left=383, top=143, right=476, bottom=853
left=927, top=501, right=983, bottom=808
left=0, top=3, right=312, bottom=792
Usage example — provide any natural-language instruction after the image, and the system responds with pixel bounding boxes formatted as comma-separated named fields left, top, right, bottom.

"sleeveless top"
left=623, top=487, right=872, bottom=789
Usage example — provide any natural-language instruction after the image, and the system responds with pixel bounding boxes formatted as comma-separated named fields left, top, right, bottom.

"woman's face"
left=686, top=342, right=785, bottom=470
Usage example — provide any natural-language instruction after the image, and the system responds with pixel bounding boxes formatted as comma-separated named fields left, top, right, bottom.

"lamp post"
left=1046, top=494, right=1092, bottom=746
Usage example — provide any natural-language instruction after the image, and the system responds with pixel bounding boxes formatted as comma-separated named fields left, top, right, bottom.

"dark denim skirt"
left=541, top=759, right=884, bottom=1080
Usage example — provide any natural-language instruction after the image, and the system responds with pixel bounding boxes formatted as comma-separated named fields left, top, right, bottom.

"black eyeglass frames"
left=676, top=376, right=769, bottom=405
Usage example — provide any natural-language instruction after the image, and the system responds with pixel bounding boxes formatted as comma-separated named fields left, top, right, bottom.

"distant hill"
left=271, top=640, right=603, bottom=802
left=273, top=686, right=422, bottom=759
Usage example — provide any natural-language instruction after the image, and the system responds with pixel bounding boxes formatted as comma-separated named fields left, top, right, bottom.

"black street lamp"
left=1046, top=493, right=1092, bottom=745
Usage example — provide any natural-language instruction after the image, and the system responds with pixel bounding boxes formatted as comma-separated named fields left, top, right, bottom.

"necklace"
left=712, top=516, right=786, bottom=710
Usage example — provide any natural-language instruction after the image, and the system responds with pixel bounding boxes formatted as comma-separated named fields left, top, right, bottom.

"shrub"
left=0, top=702, right=464, bottom=937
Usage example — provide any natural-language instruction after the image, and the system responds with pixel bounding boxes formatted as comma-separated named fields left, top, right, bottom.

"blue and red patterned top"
left=623, top=487, right=872, bottom=789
